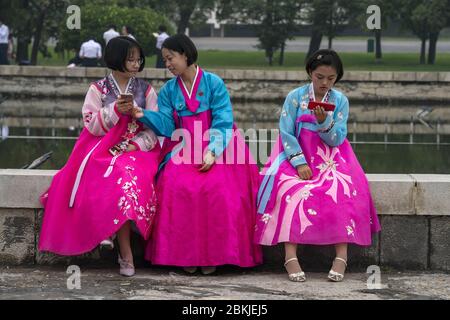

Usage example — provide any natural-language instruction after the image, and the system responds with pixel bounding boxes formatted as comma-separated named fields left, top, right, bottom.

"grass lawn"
left=34, top=47, right=450, bottom=71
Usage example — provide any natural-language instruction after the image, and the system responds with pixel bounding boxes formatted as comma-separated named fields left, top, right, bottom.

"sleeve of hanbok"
left=138, top=84, right=175, bottom=138
left=280, top=92, right=307, bottom=168
left=316, top=95, right=349, bottom=147
left=207, top=76, right=234, bottom=157
left=82, top=85, right=121, bottom=136
left=130, top=86, right=159, bottom=151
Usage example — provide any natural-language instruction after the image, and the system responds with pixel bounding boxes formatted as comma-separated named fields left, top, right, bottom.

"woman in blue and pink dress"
left=39, top=37, right=161, bottom=276
left=134, top=34, right=262, bottom=274
left=255, top=49, right=381, bottom=282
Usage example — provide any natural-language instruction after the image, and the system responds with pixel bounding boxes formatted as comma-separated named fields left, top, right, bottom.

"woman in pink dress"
left=39, top=36, right=161, bottom=277
left=134, top=34, right=262, bottom=274
left=255, top=49, right=381, bottom=282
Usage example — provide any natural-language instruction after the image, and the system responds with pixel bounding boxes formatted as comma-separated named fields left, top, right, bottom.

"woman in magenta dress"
left=135, top=34, right=262, bottom=274
left=39, top=37, right=161, bottom=276
left=255, top=49, right=381, bottom=282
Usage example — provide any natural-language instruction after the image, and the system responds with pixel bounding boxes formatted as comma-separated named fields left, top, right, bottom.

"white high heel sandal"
left=284, top=257, right=306, bottom=282
left=328, top=257, right=347, bottom=282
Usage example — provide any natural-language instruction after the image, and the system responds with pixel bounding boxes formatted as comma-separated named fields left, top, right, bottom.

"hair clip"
left=317, top=54, right=322, bottom=60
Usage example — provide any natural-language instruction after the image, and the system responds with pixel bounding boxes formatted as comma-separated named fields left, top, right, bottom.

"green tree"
left=304, top=0, right=362, bottom=60
left=399, top=0, right=450, bottom=65
left=426, top=0, right=450, bottom=64
left=58, top=4, right=173, bottom=57
left=145, top=0, right=216, bottom=34
left=0, top=0, right=69, bottom=65
left=218, top=0, right=304, bottom=66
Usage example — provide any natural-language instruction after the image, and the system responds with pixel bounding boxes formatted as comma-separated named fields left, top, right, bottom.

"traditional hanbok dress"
left=39, top=74, right=161, bottom=255
left=255, top=83, right=380, bottom=246
left=138, top=66, right=263, bottom=267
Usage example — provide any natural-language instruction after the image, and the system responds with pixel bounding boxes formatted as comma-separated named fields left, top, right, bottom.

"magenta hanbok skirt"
left=145, top=110, right=263, bottom=267
left=255, top=114, right=380, bottom=246
left=39, top=115, right=160, bottom=255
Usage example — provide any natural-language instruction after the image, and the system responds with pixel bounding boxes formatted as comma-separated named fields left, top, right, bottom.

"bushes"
left=58, top=4, right=174, bottom=56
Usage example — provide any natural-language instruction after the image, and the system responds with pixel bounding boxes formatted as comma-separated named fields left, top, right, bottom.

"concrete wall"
left=0, top=169, right=449, bottom=271
left=1, top=66, right=450, bottom=103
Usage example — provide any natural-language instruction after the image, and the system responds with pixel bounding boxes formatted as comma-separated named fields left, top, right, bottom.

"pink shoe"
left=118, top=256, right=135, bottom=277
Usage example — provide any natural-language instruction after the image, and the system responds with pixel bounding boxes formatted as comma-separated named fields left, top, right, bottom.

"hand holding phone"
left=117, top=93, right=134, bottom=114
left=307, top=101, right=336, bottom=112
left=119, top=93, right=133, bottom=101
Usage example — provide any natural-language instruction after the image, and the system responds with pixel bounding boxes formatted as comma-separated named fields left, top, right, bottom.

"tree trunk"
left=266, top=48, right=274, bottom=66
left=16, top=37, right=30, bottom=63
left=279, top=41, right=285, bottom=66
left=306, top=30, right=322, bottom=61
left=375, top=29, right=382, bottom=60
left=428, top=31, right=439, bottom=65
left=328, top=36, right=333, bottom=49
left=177, top=2, right=196, bottom=34
left=419, top=37, right=427, bottom=64
left=31, top=11, right=46, bottom=65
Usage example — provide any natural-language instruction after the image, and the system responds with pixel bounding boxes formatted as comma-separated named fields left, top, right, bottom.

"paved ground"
left=0, top=266, right=448, bottom=300
left=191, top=37, right=450, bottom=53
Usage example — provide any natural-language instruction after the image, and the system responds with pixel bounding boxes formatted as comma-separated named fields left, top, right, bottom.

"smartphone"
left=119, top=93, right=133, bottom=101
left=308, top=101, right=336, bottom=112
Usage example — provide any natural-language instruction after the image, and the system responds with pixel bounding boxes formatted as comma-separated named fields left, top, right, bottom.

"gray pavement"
left=0, top=266, right=448, bottom=300
left=191, top=37, right=450, bottom=53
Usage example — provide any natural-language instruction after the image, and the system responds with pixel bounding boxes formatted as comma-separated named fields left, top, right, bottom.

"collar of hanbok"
left=177, top=65, right=203, bottom=113
left=108, top=73, right=136, bottom=96
left=308, top=82, right=331, bottom=103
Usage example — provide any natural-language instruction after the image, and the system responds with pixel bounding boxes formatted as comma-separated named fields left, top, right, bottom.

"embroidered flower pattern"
left=84, top=111, right=93, bottom=124
left=261, top=213, right=271, bottom=224
left=117, top=164, right=157, bottom=224
left=346, top=225, right=354, bottom=236
left=271, top=143, right=355, bottom=236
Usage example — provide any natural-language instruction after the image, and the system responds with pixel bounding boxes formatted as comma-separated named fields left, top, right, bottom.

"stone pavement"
left=0, top=266, right=448, bottom=300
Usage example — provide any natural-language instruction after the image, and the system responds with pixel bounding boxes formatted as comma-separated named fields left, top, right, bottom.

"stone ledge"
left=0, top=170, right=449, bottom=270
left=1, top=66, right=448, bottom=83
left=1, top=170, right=449, bottom=217
left=0, top=169, right=56, bottom=209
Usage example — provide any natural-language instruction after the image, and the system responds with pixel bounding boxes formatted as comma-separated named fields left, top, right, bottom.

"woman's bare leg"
left=117, top=221, right=133, bottom=264
left=284, top=242, right=303, bottom=274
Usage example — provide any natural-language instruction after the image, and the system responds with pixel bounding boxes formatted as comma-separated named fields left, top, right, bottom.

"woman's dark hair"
left=161, top=34, right=198, bottom=66
left=158, top=25, right=167, bottom=32
left=305, top=49, right=344, bottom=83
left=104, top=36, right=145, bottom=72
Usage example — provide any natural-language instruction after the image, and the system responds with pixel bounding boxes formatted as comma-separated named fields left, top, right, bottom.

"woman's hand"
left=110, top=142, right=136, bottom=154
left=126, top=144, right=137, bottom=152
left=131, top=107, right=144, bottom=119
left=297, top=164, right=312, bottom=180
left=199, top=150, right=216, bottom=172
left=313, top=106, right=327, bottom=124
left=117, top=96, right=133, bottom=115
